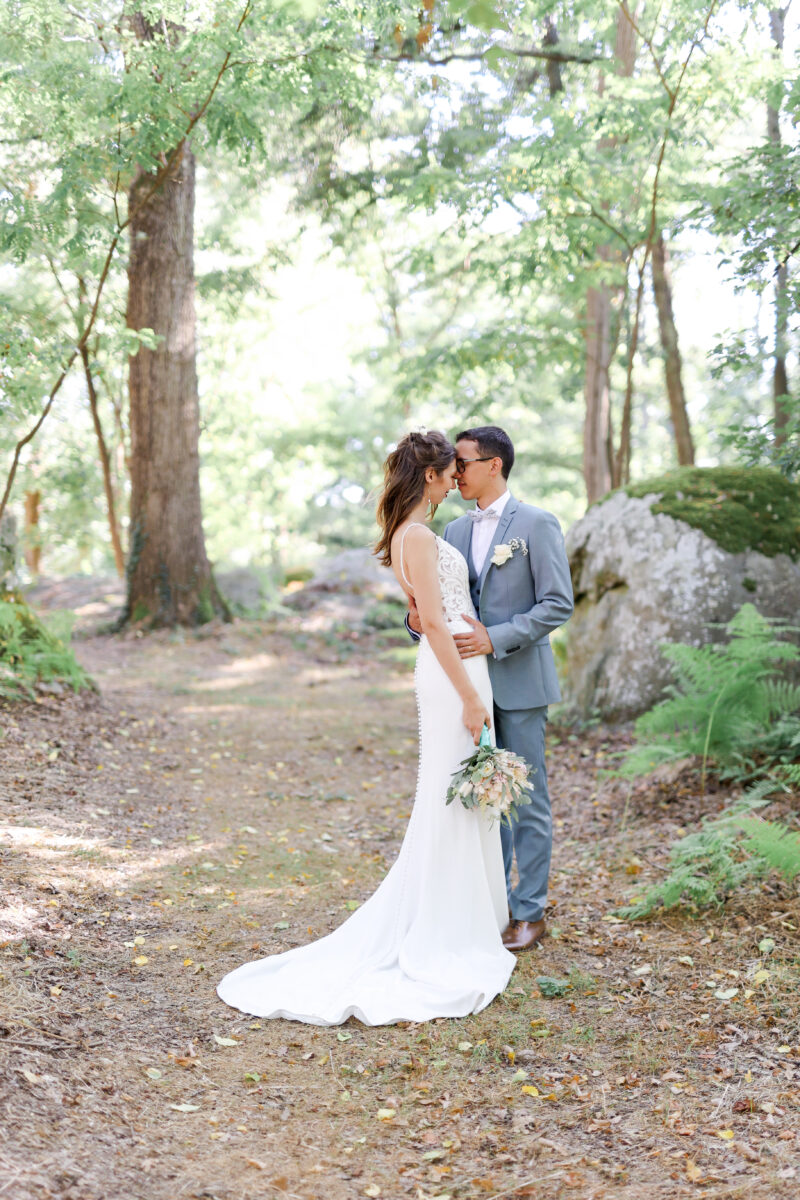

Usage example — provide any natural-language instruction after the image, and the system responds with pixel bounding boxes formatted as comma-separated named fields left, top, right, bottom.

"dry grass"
left=1, top=616, right=799, bottom=1200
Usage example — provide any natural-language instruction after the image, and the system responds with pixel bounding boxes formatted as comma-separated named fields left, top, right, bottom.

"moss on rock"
left=622, top=466, right=800, bottom=560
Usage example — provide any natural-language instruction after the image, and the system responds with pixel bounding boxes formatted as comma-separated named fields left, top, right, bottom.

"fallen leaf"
left=457, top=1041, right=473, bottom=1052
left=213, top=1035, right=238, bottom=1047
left=133, top=956, right=149, bottom=966
left=714, top=988, right=738, bottom=1000
left=364, top=1187, right=381, bottom=1198
left=511, top=1069, right=529, bottom=1082
left=733, top=1141, right=760, bottom=1162
left=752, top=969, right=770, bottom=985
left=536, top=976, right=569, bottom=998
left=685, top=1159, right=702, bottom=1182
left=376, top=1108, right=395, bottom=1121
left=521, top=1085, right=540, bottom=1096
left=145, top=1068, right=163, bottom=1080
left=716, top=1129, right=735, bottom=1140
left=170, top=1103, right=200, bottom=1113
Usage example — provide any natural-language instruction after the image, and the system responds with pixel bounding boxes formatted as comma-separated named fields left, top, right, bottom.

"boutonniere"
left=491, top=538, right=528, bottom=567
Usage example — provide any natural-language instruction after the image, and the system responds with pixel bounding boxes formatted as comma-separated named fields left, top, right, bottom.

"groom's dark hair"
left=455, top=425, right=514, bottom=479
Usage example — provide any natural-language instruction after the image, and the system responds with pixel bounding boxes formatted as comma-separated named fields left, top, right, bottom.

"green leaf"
left=536, top=976, right=570, bottom=998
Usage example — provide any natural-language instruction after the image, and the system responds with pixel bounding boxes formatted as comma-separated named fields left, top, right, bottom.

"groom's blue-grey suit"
left=444, top=496, right=573, bottom=922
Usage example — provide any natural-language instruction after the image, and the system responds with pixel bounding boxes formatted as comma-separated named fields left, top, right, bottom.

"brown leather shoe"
left=502, top=918, right=546, bottom=952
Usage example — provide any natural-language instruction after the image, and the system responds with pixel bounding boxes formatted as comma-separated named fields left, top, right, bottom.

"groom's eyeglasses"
left=455, top=456, right=493, bottom=474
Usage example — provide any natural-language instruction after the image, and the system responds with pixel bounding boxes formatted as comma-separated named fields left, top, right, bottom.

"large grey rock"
left=563, top=491, right=800, bottom=721
left=0, top=512, right=18, bottom=589
left=216, top=567, right=271, bottom=615
left=284, top=547, right=406, bottom=630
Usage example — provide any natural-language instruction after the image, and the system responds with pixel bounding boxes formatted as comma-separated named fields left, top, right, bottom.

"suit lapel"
left=479, top=496, right=520, bottom=588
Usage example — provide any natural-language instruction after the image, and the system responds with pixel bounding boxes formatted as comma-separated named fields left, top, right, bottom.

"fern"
left=616, top=778, right=781, bottom=919
left=620, top=604, right=800, bottom=786
left=735, top=817, right=800, bottom=882
left=0, top=591, right=92, bottom=699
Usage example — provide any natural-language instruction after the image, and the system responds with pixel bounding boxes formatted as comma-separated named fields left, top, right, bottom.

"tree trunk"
left=126, top=140, right=227, bottom=626
left=80, top=342, right=126, bottom=577
left=23, top=490, right=41, bottom=574
left=769, top=8, right=791, bottom=445
left=583, top=271, right=614, bottom=501
left=582, top=8, right=639, bottom=504
left=651, top=233, right=695, bottom=465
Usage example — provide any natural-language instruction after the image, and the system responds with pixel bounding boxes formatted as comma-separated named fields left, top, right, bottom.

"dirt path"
left=1, top=619, right=799, bottom=1200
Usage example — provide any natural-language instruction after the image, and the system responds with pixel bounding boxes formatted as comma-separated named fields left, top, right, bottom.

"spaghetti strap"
left=399, top=522, right=431, bottom=593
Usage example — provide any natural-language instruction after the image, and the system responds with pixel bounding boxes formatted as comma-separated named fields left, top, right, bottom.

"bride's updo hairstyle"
left=375, top=430, right=456, bottom=566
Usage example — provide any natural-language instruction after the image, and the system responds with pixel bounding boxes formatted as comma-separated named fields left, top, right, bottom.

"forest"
left=1, top=3, right=799, bottom=1199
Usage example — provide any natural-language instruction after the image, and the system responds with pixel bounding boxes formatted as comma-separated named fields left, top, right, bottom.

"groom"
left=409, top=426, right=573, bottom=951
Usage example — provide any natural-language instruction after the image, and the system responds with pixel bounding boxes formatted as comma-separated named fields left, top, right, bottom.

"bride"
left=217, top=430, right=515, bottom=1025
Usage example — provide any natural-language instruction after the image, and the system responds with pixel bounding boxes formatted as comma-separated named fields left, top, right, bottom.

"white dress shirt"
left=470, top=489, right=512, bottom=574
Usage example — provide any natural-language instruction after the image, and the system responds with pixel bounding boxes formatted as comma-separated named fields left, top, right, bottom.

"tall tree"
left=124, top=13, right=226, bottom=625
left=651, top=233, right=694, bottom=465
left=769, top=5, right=791, bottom=445
left=582, top=8, right=638, bottom=504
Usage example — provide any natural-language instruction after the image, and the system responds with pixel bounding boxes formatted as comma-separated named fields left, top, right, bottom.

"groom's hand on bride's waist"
left=407, top=597, right=423, bottom=636
left=455, top=615, right=494, bottom=658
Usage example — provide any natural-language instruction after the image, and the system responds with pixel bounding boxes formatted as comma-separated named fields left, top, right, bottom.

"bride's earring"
left=425, top=486, right=433, bottom=519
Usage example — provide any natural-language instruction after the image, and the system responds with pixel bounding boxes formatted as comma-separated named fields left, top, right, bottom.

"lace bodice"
left=400, top=524, right=475, bottom=632
left=434, top=535, right=476, bottom=630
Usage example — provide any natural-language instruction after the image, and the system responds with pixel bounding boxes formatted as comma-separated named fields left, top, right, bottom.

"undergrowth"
left=617, top=606, right=800, bottom=918
left=620, top=604, right=800, bottom=789
left=0, top=590, right=92, bottom=700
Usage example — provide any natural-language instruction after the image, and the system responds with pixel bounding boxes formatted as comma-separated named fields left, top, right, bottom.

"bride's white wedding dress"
left=217, top=529, right=515, bottom=1025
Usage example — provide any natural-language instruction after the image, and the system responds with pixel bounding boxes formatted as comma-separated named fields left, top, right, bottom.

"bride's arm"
left=403, top=527, right=491, bottom=744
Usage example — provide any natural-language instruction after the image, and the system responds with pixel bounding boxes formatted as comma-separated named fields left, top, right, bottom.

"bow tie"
left=468, top=507, right=497, bottom=522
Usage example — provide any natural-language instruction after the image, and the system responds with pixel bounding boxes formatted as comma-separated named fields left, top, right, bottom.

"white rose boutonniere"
left=490, top=538, right=528, bottom=568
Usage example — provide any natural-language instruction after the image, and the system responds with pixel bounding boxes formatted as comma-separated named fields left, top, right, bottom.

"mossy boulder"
left=623, top=466, right=800, bottom=560
left=564, top=467, right=800, bottom=721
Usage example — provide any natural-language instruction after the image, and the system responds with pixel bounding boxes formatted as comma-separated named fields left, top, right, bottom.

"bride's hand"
left=463, top=697, right=491, bottom=745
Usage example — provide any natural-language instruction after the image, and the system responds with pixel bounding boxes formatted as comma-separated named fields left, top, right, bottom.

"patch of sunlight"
left=1, top=824, right=109, bottom=855
left=293, top=665, right=364, bottom=686
left=188, top=653, right=280, bottom=690
left=0, top=901, right=40, bottom=938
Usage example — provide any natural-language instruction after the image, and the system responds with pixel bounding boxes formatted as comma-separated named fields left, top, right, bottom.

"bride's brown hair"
left=375, top=430, right=456, bottom=566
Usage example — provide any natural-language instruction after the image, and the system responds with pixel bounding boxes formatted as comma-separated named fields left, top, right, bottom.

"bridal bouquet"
left=446, top=727, right=532, bottom=826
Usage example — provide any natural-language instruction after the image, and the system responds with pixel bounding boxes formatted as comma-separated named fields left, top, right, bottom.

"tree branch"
left=0, top=1, right=254, bottom=525
left=374, top=44, right=607, bottom=68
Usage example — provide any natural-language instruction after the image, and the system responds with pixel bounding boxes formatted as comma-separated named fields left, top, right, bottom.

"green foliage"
left=363, top=598, right=408, bottom=630
left=735, top=816, right=800, bottom=883
left=623, top=467, right=800, bottom=560
left=616, top=779, right=778, bottom=919
left=719, top=402, right=800, bottom=483
left=536, top=976, right=570, bottom=998
left=0, top=590, right=91, bottom=699
left=621, top=604, right=800, bottom=785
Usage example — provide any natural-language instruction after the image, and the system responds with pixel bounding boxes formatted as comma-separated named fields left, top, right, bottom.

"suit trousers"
left=494, top=704, right=550, bottom=923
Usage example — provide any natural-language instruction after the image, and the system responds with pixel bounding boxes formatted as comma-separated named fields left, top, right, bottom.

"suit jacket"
left=443, top=496, right=573, bottom=710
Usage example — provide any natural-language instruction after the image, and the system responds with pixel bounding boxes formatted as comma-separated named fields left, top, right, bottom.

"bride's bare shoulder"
left=391, top=521, right=436, bottom=554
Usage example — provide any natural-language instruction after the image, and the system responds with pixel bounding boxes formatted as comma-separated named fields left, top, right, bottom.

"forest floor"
left=1, top=600, right=799, bottom=1200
